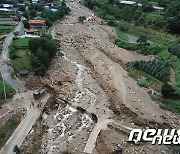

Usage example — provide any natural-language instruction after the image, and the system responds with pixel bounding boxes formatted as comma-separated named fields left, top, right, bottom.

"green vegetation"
left=0, top=25, right=13, bottom=35
left=29, top=34, right=59, bottom=76
left=137, top=35, right=148, bottom=45
left=13, top=145, right=20, bottom=154
left=10, top=38, right=31, bottom=73
left=10, top=49, right=31, bottom=73
left=115, top=27, right=129, bottom=42
left=115, top=38, right=140, bottom=51
left=13, top=38, right=29, bottom=48
left=22, top=0, right=71, bottom=28
left=161, top=83, right=179, bottom=99
left=132, top=59, right=170, bottom=82
left=0, top=117, right=20, bottom=150
left=78, top=16, right=87, bottom=23
left=171, top=147, right=180, bottom=154
left=84, top=0, right=180, bottom=34
left=83, top=0, right=180, bottom=114
left=127, top=62, right=163, bottom=92
left=168, top=43, right=180, bottom=58
left=0, top=76, right=14, bottom=100
left=43, top=1, right=71, bottom=27
left=10, top=35, right=59, bottom=76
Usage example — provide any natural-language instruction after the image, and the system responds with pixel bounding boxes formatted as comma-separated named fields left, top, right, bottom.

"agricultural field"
left=0, top=25, right=13, bottom=35
left=13, top=38, right=29, bottom=48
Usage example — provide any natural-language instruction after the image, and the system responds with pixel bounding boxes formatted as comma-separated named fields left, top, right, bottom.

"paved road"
left=84, top=117, right=113, bottom=154
left=0, top=92, right=50, bottom=154
left=0, top=22, right=26, bottom=92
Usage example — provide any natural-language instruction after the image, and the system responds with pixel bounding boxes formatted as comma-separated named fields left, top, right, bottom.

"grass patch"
left=160, top=100, right=180, bottom=114
left=0, top=25, right=13, bottom=35
left=13, top=38, right=29, bottom=49
left=115, top=27, right=129, bottom=42
left=11, top=49, right=32, bottom=73
left=146, top=12, right=162, bottom=18
left=0, top=117, right=20, bottom=150
left=0, top=76, right=14, bottom=100
left=10, top=38, right=32, bottom=73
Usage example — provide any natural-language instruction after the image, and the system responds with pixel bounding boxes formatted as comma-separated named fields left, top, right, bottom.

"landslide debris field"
left=20, top=0, right=180, bottom=154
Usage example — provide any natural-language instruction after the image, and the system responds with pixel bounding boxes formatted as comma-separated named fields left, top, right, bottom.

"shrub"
left=137, top=35, right=148, bottom=45
left=29, top=34, right=58, bottom=76
left=114, top=39, right=140, bottom=51
left=161, top=83, right=175, bottom=98
left=57, top=80, right=62, bottom=86
left=139, top=46, right=165, bottom=55
left=133, top=59, right=170, bottom=82
left=107, top=20, right=117, bottom=26
left=78, top=16, right=86, bottom=23
left=117, top=25, right=129, bottom=32
left=168, top=43, right=180, bottom=58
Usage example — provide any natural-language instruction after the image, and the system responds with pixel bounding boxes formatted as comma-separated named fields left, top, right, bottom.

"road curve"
left=0, top=22, right=26, bottom=92
left=84, top=117, right=113, bottom=154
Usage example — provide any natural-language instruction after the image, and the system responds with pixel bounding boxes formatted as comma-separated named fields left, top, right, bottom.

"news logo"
left=128, top=129, right=180, bottom=145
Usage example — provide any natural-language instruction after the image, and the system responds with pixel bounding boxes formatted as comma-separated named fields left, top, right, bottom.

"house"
left=2, top=4, right=13, bottom=8
left=32, top=0, right=39, bottom=3
left=119, top=1, right=136, bottom=5
left=17, top=3, right=25, bottom=6
left=44, top=3, right=54, bottom=8
left=25, top=29, right=36, bottom=34
left=50, top=8, right=57, bottom=13
left=28, top=19, right=46, bottom=29
left=118, top=0, right=164, bottom=11
left=153, top=6, right=164, bottom=12
left=0, top=8, right=12, bottom=12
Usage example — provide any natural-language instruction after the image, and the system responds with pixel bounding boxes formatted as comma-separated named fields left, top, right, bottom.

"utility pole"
left=2, top=77, right=7, bottom=99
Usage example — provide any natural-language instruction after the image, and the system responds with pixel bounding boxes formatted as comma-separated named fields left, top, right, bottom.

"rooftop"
left=0, top=8, right=12, bottom=11
left=28, top=20, right=46, bottom=25
left=2, top=4, right=13, bottom=8
left=153, top=6, right=164, bottom=10
left=119, top=1, right=136, bottom=5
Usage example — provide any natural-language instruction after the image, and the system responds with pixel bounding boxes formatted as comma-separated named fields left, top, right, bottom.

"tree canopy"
left=28, top=34, right=59, bottom=75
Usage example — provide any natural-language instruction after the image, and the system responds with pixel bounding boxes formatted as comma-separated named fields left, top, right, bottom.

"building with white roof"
left=119, top=1, right=136, bottom=5
left=118, top=0, right=164, bottom=11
